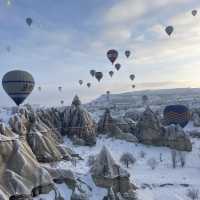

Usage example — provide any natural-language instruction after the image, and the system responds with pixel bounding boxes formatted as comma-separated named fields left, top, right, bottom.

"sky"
left=0, top=0, right=200, bottom=106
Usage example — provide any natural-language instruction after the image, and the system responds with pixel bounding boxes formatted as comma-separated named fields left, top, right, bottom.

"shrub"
left=187, top=188, right=199, bottom=200
left=139, top=150, right=146, bottom=158
left=147, top=158, right=158, bottom=170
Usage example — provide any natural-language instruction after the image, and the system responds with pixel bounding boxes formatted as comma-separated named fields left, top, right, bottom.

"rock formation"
left=97, top=109, right=138, bottom=143
left=136, top=106, right=192, bottom=151
left=90, top=146, right=136, bottom=197
left=192, top=112, right=200, bottom=127
left=63, top=95, right=96, bottom=146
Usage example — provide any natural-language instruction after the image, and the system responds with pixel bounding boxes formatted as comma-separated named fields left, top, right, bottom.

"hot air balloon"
left=95, top=72, right=103, bottom=82
left=192, top=10, right=197, bottom=16
left=6, top=46, right=11, bottom=53
left=87, top=83, right=91, bottom=88
left=60, top=100, right=64, bottom=105
left=38, top=86, right=42, bottom=91
left=58, top=86, right=62, bottom=92
left=130, top=74, right=135, bottom=81
left=26, top=18, right=33, bottom=26
left=107, top=49, right=118, bottom=64
left=132, top=84, right=136, bottom=89
left=90, top=70, right=96, bottom=77
left=109, top=71, right=114, bottom=77
left=6, top=0, right=11, bottom=6
left=165, top=26, right=174, bottom=36
left=79, top=80, right=83, bottom=85
left=163, top=105, right=190, bottom=128
left=115, top=63, right=121, bottom=71
left=125, top=50, right=131, bottom=58
left=2, top=70, right=35, bottom=106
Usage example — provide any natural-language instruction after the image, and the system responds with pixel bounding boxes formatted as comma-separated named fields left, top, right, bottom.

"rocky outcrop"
left=192, top=112, right=200, bottom=127
left=90, top=146, right=136, bottom=196
left=136, top=106, right=192, bottom=151
left=63, top=96, right=96, bottom=146
left=0, top=137, right=54, bottom=199
left=71, top=188, right=89, bottom=200
left=8, top=106, right=71, bottom=163
left=164, top=125, right=192, bottom=151
left=97, top=109, right=138, bottom=143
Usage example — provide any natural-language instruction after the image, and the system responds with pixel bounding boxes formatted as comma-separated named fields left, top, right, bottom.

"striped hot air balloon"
left=2, top=70, right=35, bottom=106
left=163, top=105, right=190, bottom=128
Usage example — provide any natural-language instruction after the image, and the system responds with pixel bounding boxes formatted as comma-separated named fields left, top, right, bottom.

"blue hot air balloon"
left=163, top=105, right=190, bottom=128
left=2, top=70, right=35, bottom=106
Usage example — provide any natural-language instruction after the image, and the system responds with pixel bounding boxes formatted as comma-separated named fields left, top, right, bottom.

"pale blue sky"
left=0, top=0, right=200, bottom=106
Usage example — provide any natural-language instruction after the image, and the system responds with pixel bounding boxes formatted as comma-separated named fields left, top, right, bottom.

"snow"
left=49, top=135, right=200, bottom=200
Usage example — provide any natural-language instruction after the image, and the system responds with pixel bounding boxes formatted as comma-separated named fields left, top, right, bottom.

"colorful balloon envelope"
left=125, top=50, right=131, bottom=58
left=79, top=80, right=83, bottom=85
left=95, top=72, right=103, bottom=82
left=107, top=49, right=118, bottom=64
left=87, top=83, right=91, bottom=88
left=192, top=10, right=197, bottom=16
left=26, top=17, right=33, bottom=26
left=38, top=86, right=42, bottom=91
left=58, top=86, right=62, bottom=92
left=2, top=70, right=35, bottom=106
left=90, top=70, right=96, bottom=77
left=132, top=84, right=136, bottom=89
left=109, top=71, right=114, bottom=77
left=115, top=63, right=121, bottom=71
left=165, top=26, right=174, bottom=36
left=130, top=74, right=135, bottom=81
left=163, top=105, right=190, bottom=128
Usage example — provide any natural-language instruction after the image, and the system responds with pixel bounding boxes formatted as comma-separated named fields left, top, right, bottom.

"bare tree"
left=147, top=158, right=158, bottom=170
left=171, top=150, right=178, bottom=169
left=120, top=153, right=136, bottom=168
left=178, top=151, right=186, bottom=168
left=159, top=153, right=163, bottom=162
left=87, top=155, right=96, bottom=166
left=187, top=188, right=199, bottom=200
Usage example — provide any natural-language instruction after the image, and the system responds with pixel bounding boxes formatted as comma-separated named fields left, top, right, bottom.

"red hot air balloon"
left=115, top=63, right=121, bottom=71
left=107, top=49, right=118, bottom=64
left=125, top=50, right=131, bottom=58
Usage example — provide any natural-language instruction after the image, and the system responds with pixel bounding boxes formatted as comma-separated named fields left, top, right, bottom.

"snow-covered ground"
left=35, top=135, right=200, bottom=200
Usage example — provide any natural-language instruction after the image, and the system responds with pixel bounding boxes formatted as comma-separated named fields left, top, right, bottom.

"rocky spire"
left=72, top=95, right=81, bottom=107
left=63, top=96, right=96, bottom=146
